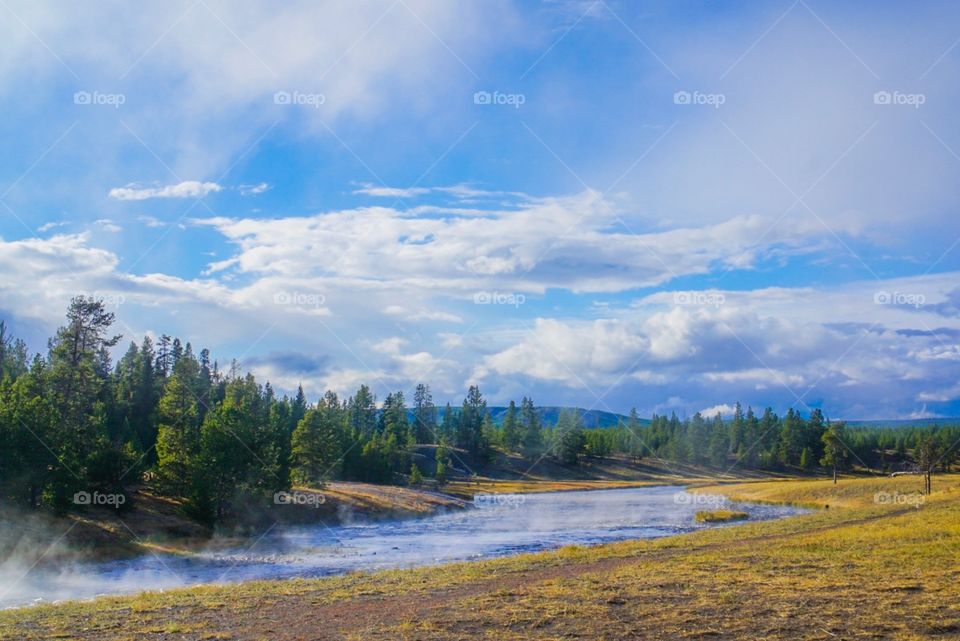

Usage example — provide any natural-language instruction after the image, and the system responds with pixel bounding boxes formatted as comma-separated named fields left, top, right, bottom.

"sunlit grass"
left=3, top=474, right=958, bottom=640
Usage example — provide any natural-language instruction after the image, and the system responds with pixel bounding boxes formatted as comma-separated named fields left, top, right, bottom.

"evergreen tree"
left=46, top=297, right=122, bottom=511
left=348, top=385, right=377, bottom=437
left=155, top=353, right=200, bottom=494
left=520, top=396, right=542, bottom=455
left=554, top=409, right=586, bottom=465
left=502, top=400, right=521, bottom=452
left=821, top=421, right=849, bottom=484
left=412, top=383, right=437, bottom=444
left=290, top=404, right=341, bottom=486
left=408, top=463, right=423, bottom=486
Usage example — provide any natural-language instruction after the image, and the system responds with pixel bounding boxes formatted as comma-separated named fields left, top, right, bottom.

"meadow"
left=2, top=473, right=957, bottom=640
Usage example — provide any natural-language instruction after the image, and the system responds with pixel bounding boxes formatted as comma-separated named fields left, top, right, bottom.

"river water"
left=2, top=486, right=804, bottom=609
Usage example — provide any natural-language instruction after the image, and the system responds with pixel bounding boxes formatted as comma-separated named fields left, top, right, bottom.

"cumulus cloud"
left=700, top=404, right=737, bottom=417
left=1, top=227, right=959, bottom=417
left=476, top=275, right=960, bottom=417
left=196, top=191, right=842, bottom=295
left=109, top=181, right=223, bottom=201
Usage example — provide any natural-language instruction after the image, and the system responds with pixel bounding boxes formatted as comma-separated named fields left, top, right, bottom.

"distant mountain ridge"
left=844, top=418, right=960, bottom=428
left=404, top=407, right=956, bottom=429
left=420, top=406, right=641, bottom=428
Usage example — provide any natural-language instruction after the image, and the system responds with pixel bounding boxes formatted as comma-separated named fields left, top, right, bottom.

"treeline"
left=0, top=298, right=552, bottom=523
left=1, top=297, right=957, bottom=524
left=578, top=405, right=958, bottom=476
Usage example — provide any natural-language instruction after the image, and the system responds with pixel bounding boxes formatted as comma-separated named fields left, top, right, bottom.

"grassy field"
left=2, top=473, right=958, bottom=640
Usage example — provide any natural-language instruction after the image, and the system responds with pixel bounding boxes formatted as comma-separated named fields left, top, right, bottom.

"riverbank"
left=3, top=473, right=957, bottom=639
left=2, top=454, right=758, bottom=565
left=0, top=481, right=468, bottom=566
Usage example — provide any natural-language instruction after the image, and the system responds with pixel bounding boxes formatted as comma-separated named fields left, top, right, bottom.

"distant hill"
left=405, top=407, right=957, bottom=430
left=425, top=406, right=640, bottom=428
left=844, top=418, right=960, bottom=429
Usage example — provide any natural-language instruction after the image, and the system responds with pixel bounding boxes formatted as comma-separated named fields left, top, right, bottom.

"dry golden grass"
left=2, top=474, right=958, bottom=640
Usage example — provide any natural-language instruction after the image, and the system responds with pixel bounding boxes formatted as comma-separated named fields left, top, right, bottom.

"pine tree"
left=155, top=354, right=200, bottom=494
left=413, top=383, right=437, bottom=444
left=502, top=400, right=520, bottom=451
left=46, top=297, right=123, bottom=511
left=290, top=406, right=341, bottom=486
left=520, top=396, right=542, bottom=456
left=554, top=409, right=585, bottom=465
left=820, top=421, right=849, bottom=484
left=408, top=463, right=423, bottom=486
left=348, top=385, right=377, bottom=437
left=799, top=447, right=813, bottom=471
left=434, top=459, right=447, bottom=486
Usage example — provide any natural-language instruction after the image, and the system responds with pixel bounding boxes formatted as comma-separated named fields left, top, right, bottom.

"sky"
left=1, top=0, right=959, bottom=419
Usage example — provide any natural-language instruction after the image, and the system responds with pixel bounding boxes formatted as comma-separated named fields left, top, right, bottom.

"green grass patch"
left=694, top=509, right=749, bottom=522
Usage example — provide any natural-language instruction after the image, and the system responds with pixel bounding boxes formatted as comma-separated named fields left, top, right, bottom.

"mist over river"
left=2, top=486, right=805, bottom=609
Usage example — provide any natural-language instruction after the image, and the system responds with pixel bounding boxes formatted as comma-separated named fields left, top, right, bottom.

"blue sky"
left=1, top=0, right=959, bottom=419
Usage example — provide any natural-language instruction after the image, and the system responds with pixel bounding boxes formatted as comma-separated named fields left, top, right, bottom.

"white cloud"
left=94, top=219, right=122, bottom=232
left=196, top=191, right=843, bottom=295
left=384, top=305, right=462, bottom=323
left=239, top=182, right=270, bottom=196
left=353, top=184, right=431, bottom=198
left=108, top=181, right=222, bottom=201
left=700, top=404, right=737, bottom=417
left=137, top=215, right=166, bottom=228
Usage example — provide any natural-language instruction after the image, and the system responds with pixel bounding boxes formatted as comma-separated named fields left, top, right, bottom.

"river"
left=2, top=485, right=805, bottom=609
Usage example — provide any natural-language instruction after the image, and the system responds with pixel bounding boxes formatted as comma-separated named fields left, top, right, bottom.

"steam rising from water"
left=1, top=486, right=804, bottom=609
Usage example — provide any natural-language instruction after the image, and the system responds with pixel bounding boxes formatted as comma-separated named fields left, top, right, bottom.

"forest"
left=1, top=297, right=956, bottom=524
